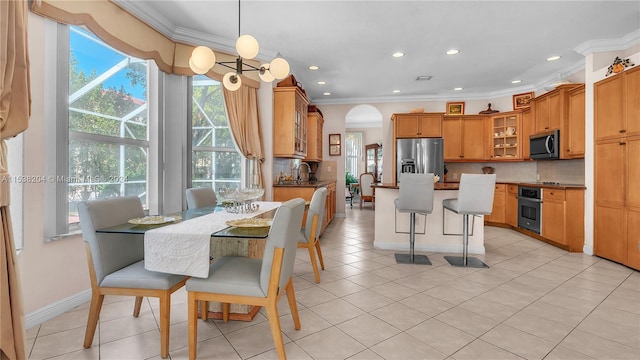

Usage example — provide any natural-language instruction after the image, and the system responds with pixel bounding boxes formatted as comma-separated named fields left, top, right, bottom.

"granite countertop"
left=372, top=182, right=460, bottom=190
left=374, top=181, right=585, bottom=190
left=272, top=180, right=334, bottom=188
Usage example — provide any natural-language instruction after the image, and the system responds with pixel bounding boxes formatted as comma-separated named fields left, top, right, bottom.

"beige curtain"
left=223, top=86, right=265, bottom=189
left=0, top=0, right=30, bottom=359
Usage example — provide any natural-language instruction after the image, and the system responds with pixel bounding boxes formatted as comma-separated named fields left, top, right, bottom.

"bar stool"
left=442, top=173, right=496, bottom=268
left=394, top=173, right=434, bottom=265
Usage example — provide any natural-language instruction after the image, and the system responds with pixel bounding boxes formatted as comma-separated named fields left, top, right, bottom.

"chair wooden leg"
left=314, top=239, right=325, bottom=270
left=265, top=300, right=286, bottom=360
left=222, top=302, right=230, bottom=323
left=200, top=301, right=208, bottom=321
left=188, top=292, right=198, bottom=360
left=307, top=243, right=321, bottom=283
left=159, top=292, right=171, bottom=359
left=133, top=296, right=143, bottom=317
left=359, top=197, right=363, bottom=209
left=83, top=292, right=104, bottom=348
left=285, top=279, right=301, bottom=330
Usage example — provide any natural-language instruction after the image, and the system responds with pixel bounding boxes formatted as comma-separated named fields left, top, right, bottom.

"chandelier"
left=188, top=0, right=290, bottom=91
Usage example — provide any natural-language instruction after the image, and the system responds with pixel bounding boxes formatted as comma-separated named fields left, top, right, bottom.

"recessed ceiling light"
left=446, top=49, right=460, bottom=55
left=511, top=80, right=522, bottom=84
left=392, top=90, right=401, bottom=93
left=323, top=92, right=331, bottom=96
left=454, top=87, right=463, bottom=91
left=392, top=52, right=405, bottom=58
left=546, top=55, right=561, bottom=61
left=308, top=65, right=319, bottom=70
left=317, top=81, right=326, bottom=85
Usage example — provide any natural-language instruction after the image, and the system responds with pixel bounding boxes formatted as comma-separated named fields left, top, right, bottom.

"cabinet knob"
left=619, top=129, right=626, bottom=133
left=620, top=141, right=627, bottom=145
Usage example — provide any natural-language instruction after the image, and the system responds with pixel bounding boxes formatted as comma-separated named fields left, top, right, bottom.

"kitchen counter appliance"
left=530, top=130, right=560, bottom=160
left=518, top=186, right=541, bottom=233
left=396, top=138, right=444, bottom=183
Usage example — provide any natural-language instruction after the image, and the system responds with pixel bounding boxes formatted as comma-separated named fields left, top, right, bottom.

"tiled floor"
left=27, top=206, right=639, bottom=359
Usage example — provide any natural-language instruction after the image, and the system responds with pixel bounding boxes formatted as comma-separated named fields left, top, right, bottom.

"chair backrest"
left=186, top=187, right=217, bottom=209
left=457, top=173, right=497, bottom=215
left=77, top=196, right=146, bottom=285
left=360, top=173, right=374, bottom=196
left=303, top=187, right=327, bottom=242
left=396, top=173, right=434, bottom=214
left=260, top=198, right=305, bottom=294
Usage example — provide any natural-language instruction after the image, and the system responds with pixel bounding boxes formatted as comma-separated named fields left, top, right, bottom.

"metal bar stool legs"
left=395, top=212, right=431, bottom=265
left=444, top=214, right=488, bottom=268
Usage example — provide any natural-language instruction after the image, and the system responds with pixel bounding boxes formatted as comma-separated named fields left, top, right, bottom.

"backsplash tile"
left=445, top=159, right=585, bottom=185
left=537, top=159, right=585, bottom=184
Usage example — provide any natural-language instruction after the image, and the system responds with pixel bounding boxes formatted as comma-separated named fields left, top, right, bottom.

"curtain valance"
left=30, top=0, right=260, bottom=88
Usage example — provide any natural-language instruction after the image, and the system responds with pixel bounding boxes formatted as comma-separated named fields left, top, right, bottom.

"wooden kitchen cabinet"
left=272, top=182, right=337, bottom=233
left=541, top=188, right=584, bottom=251
left=489, top=112, right=521, bottom=160
left=565, top=85, right=585, bottom=158
left=443, top=115, right=487, bottom=161
left=521, top=108, right=533, bottom=159
left=506, top=184, right=519, bottom=227
left=273, top=87, right=309, bottom=158
left=304, top=107, right=324, bottom=162
left=484, top=184, right=506, bottom=224
left=595, top=66, right=640, bottom=140
left=533, top=84, right=580, bottom=133
left=324, top=182, right=336, bottom=231
left=392, top=113, right=443, bottom=138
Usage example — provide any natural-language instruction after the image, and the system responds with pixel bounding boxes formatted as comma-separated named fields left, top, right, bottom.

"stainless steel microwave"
left=530, top=130, right=559, bottom=160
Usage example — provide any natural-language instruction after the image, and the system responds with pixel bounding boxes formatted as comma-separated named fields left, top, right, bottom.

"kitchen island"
left=372, top=183, right=486, bottom=255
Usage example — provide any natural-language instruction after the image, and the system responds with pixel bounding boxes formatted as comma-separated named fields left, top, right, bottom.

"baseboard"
left=583, top=244, right=594, bottom=255
left=25, top=289, right=91, bottom=329
left=374, top=241, right=485, bottom=254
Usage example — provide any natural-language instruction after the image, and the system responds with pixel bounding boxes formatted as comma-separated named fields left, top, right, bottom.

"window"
left=49, top=24, right=150, bottom=236
left=190, top=76, right=243, bottom=190
left=345, top=132, right=362, bottom=178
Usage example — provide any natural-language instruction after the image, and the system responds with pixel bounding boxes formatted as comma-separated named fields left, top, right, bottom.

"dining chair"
left=359, top=172, right=375, bottom=209
left=299, top=187, right=327, bottom=283
left=186, top=198, right=305, bottom=360
left=77, top=196, right=188, bottom=359
left=186, top=187, right=217, bottom=209
left=442, top=173, right=496, bottom=268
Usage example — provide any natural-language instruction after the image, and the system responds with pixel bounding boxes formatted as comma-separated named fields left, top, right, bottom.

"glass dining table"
left=96, top=202, right=281, bottom=321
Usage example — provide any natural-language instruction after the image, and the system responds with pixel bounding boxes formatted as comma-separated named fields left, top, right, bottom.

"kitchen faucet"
left=298, top=162, right=311, bottom=183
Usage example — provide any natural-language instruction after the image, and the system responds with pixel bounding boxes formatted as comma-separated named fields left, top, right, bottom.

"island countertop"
left=372, top=182, right=460, bottom=190
left=272, top=180, right=334, bottom=188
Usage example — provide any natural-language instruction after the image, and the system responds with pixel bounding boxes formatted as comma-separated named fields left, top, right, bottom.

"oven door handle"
left=518, top=197, right=542, bottom=203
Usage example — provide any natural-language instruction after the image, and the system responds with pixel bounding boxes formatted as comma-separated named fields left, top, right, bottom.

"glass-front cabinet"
left=365, top=143, right=383, bottom=182
left=490, top=112, right=521, bottom=160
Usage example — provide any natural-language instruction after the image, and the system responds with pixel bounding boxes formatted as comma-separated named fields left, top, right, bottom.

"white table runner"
left=144, top=201, right=281, bottom=278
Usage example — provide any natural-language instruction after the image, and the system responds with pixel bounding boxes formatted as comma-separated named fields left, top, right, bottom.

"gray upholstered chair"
left=186, top=198, right=305, bottom=360
left=299, top=187, right=327, bottom=283
left=394, top=173, right=435, bottom=265
left=442, top=173, right=497, bottom=268
left=359, top=172, right=375, bottom=209
left=77, top=196, right=188, bottom=359
left=186, top=187, right=217, bottom=209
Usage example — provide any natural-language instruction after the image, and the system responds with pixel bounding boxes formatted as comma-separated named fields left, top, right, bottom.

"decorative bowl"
left=216, top=187, right=264, bottom=202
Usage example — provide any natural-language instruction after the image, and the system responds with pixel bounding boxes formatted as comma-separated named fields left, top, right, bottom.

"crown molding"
left=112, top=0, right=176, bottom=37
left=574, top=29, right=640, bottom=55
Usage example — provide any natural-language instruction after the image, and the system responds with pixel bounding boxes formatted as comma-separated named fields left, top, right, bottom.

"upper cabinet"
left=392, top=113, right=443, bottom=138
left=304, top=106, right=324, bottom=162
left=273, top=87, right=309, bottom=159
left=565, top=85, right=585, bottom=158
left=521, top=108, right=533, bottom=160
left=595, top=66, right=640, bottom=141
left=532, top=84, right=582, bottom=133
left=443, top=115, right=487, bottom=161
left=489, top=111, right=521, bottom=160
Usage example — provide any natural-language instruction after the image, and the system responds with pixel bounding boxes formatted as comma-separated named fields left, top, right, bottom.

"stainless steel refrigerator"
left=396, top=138, right=444, bottom=183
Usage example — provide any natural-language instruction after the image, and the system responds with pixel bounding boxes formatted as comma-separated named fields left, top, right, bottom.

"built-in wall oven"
left=518, top=186, right=541, bottom=234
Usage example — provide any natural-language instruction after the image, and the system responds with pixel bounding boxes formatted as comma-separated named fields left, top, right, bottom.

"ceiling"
left=115, top=1, right=639, bottom=105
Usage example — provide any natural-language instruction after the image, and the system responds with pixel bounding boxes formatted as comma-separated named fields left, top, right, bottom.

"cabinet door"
left=522, top=109, right=533, bottom=159
left=627, top=136, right=640, bottom=208
left=542, top=199, right=565, bottom=245
left=535, top=97, right=550, bottom=133
left=626, top=208, right=640, bottom=270
left=548, top=92, right=563, bottom=131
left=396, top=115, right=420, bottom=138
left=486, top=186, right=506, bottom=223
left=418, top=114, right=443, bottom=137
left=595, top=205, right=626, bottom=263
left=625, top=67, right=640, bottom=137
left=566, top=87, right=585, bottom=158
left=443, top=116, right=462, bottom=159
left=594, top=139, right=626, bottom=207
left=595, top=74, right=624, bottom=140
left=462, top=116, right=486, bottom=160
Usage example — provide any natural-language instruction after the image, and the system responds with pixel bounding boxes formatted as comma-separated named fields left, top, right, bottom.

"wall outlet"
left=453, top=173, right=458, bottom=180
left=327, top=166, right=331, bottom=172
left=537, top=174, right=540, bottom=180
